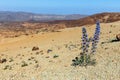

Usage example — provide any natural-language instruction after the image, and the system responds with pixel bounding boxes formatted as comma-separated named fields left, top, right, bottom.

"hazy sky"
left=0, top=0, right=120, bottom=14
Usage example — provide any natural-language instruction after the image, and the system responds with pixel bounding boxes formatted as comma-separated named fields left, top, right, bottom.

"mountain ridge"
left=0, top=11, right=87, bottom=22
left=48, top=12, right=120, bottom=27
left=0, top=12, right=120, bottom=38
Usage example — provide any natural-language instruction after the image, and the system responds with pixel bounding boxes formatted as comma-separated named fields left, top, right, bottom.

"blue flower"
left=82, top=27, right=90, bottom=54
left=91, top=21, right=101, bottom=54
left=81, top=21, right=100, bottom=54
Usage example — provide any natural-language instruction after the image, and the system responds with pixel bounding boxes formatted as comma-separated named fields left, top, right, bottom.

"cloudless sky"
left=0, top=0, right=120, bottom=15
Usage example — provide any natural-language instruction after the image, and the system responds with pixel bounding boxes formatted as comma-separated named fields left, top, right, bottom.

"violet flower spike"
left=91, top=21, right=100, bottom=54
left=82, top=27, right=90, bottom=54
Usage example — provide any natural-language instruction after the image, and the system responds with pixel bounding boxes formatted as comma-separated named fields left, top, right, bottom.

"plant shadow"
left=109, top=39, right=120, bottom=43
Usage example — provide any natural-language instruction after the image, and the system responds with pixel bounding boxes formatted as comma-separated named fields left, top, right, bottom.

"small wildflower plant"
left=72, top=21, right=100, bottom=66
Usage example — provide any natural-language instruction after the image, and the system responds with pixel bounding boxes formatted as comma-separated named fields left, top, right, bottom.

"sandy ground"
left=0, top=21, right=120, bottom=80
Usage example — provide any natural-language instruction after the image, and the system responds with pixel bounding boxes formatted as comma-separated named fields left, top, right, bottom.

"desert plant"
left=53, top=55, right=59, bottom=58
left=21, top=61, right=28, bottom=67
left=72, top=21, right=100, bottom=66
left=3, top=65, right=12, bottom=70
left=72, top=54, right=96, bottom=66
left=9, top=58, right=14, bottom=62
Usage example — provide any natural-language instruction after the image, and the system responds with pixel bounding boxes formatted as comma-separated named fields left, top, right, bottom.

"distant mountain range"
left=0, top=12, right=120, bottom=38
left=0, top=11, right=87, bottom=22
left=49, top=12, right=120, bottom=27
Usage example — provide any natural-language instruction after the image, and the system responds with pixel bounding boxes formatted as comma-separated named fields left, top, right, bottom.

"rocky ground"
left=0, top=21, right=120, bottom=80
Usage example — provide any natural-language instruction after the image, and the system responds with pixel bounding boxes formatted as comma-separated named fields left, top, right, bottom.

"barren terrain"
left=0, top=21, right=120, bottom=80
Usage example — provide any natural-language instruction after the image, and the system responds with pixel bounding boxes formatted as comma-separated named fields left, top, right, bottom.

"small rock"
left=40, top=50, right=43, bottom=53
left=0, top=59, right=7, bottom=63
left=34, top=64, right=39, bottom=68
left=40, top=53, right=44, bottom=55
left=45, top=56, right=50, bottom=58
left=47, top=49, right=52, bottom=53
left=64, top=65, right=68, bottom=67
left=32, top=46, right=39, bottom=51
left=35, top=52, right=40, bottom=55
left=49, top=60, right=53, bottom=62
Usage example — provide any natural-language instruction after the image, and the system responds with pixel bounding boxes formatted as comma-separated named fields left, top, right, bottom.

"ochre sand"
left=0, top=21, right=120, bottom=80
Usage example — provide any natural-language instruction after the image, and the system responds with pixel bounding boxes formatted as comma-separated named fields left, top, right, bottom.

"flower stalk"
left=72, top=21, right=101, bottom=66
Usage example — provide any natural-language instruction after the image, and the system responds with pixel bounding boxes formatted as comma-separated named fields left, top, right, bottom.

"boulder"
left=116, top=34, right=120, bottom=41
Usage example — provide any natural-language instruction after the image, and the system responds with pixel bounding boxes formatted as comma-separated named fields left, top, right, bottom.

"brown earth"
left=49, top=12, right=120, bottom=27
left=0, top=12, right=120, bottom=38
left=0, top=21, right=120, bottom=80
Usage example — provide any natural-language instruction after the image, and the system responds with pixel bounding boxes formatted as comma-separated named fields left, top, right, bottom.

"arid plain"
left=0, top=21, right=120, bottom=80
